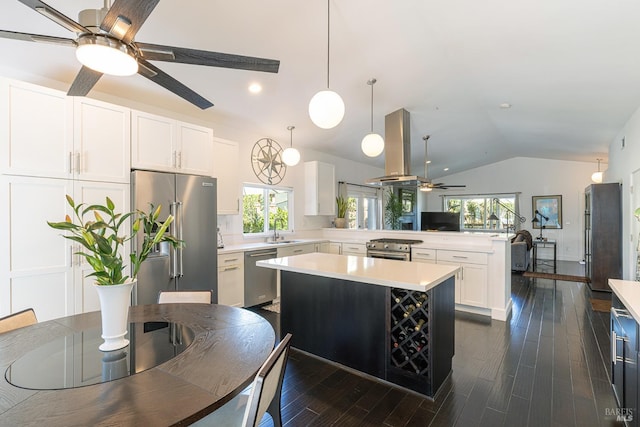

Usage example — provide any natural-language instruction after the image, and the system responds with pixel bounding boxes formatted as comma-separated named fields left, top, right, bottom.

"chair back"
left=0, top=308, right=37, bottom=334
left=242, top=333, right=292, bottom=427
left=157, top=290, right=212, bottom=304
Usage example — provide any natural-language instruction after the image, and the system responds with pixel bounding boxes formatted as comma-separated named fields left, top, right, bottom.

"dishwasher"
left=244, top=249, right=278, bottom=307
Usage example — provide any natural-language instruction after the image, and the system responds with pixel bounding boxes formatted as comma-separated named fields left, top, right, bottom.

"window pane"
left=463, top=198, right=486, bottom=229
left=269, top=189, right=289, bottom=231
left=243, top=187, right=265, bottom=233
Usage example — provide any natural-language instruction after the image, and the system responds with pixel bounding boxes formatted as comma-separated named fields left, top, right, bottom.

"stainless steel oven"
left=366, top=238, right=423, bottom=261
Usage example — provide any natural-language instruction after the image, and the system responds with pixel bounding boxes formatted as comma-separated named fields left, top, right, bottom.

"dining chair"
left=0, top=308, right=38, bottom=334
left=157, top=290, right=212, bottom=304
left=192, top=333, right=293, bottom=427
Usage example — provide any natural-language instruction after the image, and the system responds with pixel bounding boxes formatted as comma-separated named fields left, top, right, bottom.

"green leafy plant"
left=48, top=195, right=182, bottom=286
left=384, top=188, right=404, bottom=230
left=336, top=195, right=348, bottom=218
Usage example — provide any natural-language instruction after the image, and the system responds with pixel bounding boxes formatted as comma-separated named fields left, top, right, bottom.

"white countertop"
left=610, top=279, right=640, bottom=322
left=217, top=238, right=328, bottom=254
left=257, top=252, right=460, bottom=292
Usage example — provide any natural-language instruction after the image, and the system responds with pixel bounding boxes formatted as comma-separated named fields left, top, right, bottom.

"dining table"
left=0, top=303, right=275, bottom=426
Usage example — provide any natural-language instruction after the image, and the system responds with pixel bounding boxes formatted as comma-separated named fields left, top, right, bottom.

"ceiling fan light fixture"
left=282, top=125, right=301, bottom=166
left=76, top=35, right=138, bottom=76
left=419, top=184, right=432, bottom=192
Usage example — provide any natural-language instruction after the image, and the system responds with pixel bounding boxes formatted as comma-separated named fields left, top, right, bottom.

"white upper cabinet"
left=0, top=79, right=73, bottom=179
left=73, top=98, right=131, bottom=183
left=212, top=137, right=240, bottom=215
left=0, top=79, right=130, bottom=183
left=131, top=110, right=213, bottom=176
left=177, top=121, right=213, bottom=176
left=304, top=161, right=336, bottom=216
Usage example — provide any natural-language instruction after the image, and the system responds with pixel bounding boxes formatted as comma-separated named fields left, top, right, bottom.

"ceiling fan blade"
left=100, top=0, right=159, bottom=44
left=438, top=185, right=467, bottom=189
left=67, top=66, right=103, bottom=96
left=18, top=0, right=89, bottom=34
left=0, top=29, right=76, bottom=47
left=137, top=42, right=280, bottom=73
left=137, top=59, right=213, bottom=110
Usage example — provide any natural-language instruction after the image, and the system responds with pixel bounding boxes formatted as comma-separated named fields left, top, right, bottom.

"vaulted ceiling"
left=1, top=0, right=637, bottom=178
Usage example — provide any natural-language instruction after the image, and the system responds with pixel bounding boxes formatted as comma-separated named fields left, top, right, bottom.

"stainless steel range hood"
left=366, top=108, right=429, bottom=186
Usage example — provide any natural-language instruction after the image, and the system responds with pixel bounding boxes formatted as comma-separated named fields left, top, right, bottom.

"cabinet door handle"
left=172, top=151, right=177, bottom=168
left=460, top=266, right=464, bottom=280
left=68, top=151, right=73, bottom=173
left=75, top=151, right=81, bottom=175
left=453, top=255, right=469, bottom=259
left=177, top=151, right=182, bottom=169
left=223, top=266, right=239, bottom=271
left=293, top=249, right=303, bottom=253
left=224, top=258, right=239, bottom=263
left=612, top=330, right=617, bottom=364
left=415, top=252, right=432, bottom=257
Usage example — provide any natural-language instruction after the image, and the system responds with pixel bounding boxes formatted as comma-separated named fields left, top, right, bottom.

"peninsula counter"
left=257, top=253, right=459, bottom=397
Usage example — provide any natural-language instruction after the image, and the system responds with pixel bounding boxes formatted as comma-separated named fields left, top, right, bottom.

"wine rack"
left=390, top=288, right=430, bottom=376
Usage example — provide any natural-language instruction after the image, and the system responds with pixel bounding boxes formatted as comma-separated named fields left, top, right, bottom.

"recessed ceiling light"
left=248, top=83, right=262, bottom=94
left=443, top=167, right=449, bottom=171
left=499, top=103, right=511, bottom=109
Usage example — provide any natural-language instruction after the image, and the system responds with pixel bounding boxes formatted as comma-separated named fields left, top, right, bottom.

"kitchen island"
left=257, top=252, right=459, bottom=398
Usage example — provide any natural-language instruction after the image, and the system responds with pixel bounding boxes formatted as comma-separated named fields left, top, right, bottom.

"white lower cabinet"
left=315, top=242, right=330, bottom=253
left=1, top=175, right=129, bottom=321
left=217, top=253, right=244, bottom=307
left=341, top=243, right=367, bottom=256
left=411, top=248, right=437, bottom=264
left=277, top=243, right=316, bottom=258
left=329, top=243, right=342, bottom=254
left=437, top=250, right=488, bottom=308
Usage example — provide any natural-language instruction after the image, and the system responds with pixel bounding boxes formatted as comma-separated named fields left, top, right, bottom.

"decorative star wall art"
left=251, top=138, right=286, bottom=185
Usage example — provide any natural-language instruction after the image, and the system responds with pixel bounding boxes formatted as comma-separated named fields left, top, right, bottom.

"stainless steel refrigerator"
left=131, top=170, right=217, bottom=305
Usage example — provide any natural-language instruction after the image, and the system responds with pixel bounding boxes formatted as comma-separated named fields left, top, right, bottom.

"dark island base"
left=280, top=271, right=455, bottom=397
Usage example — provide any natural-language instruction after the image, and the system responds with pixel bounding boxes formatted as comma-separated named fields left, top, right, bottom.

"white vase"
left=94, top=280, right=135, bottom=352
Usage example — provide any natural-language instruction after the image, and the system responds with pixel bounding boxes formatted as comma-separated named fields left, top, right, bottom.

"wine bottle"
left=414, top=318, right=426, bottom=331
left=415, top=293, right=428, bottom=307
left=403, top=304, right=416, bottom=318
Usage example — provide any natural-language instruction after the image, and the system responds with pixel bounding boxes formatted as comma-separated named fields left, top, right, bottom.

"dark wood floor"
left=251, top=261, right=623, bottom=426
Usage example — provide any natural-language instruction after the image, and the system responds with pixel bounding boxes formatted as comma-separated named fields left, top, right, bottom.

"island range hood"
left=366, top=108, right=429, bottom=186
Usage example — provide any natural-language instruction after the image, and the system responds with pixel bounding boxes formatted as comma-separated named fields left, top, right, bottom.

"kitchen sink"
left=265, top=240, right=300, bottom=245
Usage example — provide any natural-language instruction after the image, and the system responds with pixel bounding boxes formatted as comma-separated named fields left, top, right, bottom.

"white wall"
left=605, top=106, right=640, bottom=280
left=418, top=157, right=598, bottom=262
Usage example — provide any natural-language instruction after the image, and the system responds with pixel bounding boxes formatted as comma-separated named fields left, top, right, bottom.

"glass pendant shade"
left=361, top=132, right=384, bottom=157
left=76, top=36, right=138, bottom=76
left=309, top=90, right=345, bottom=129
left=591, top=171, right=603, bottom=183
left=282, top=147, right=301, bottom=166
left=591, top=158, right=603, bottom=183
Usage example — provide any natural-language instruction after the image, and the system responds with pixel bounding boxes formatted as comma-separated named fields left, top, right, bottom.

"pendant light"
left=282, top=125, right=301, bottom=166
left=591, top=158, right=603, bottom=183
left=308, top=0, right=345, bottom=129
left=419, top=135, right=433, bottom=192
left=361, top=78, right=384, bottom=157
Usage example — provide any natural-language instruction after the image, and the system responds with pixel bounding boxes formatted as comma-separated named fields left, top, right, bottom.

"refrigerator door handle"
left=170, top=201, right=178, bottom=279
left=176, top=201, right=184, bottom=277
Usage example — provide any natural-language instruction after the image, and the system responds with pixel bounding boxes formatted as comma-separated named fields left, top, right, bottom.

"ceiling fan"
left=419, top=135, right=467, bottom=192
left=0, top=0, right=280, bottom=109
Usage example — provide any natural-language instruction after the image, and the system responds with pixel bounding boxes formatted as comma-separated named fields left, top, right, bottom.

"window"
left=444, top=194, right=519, bottom=232
left=344, top=184, right=382, bottom=229
left=242, top=184, right=294, bottom=235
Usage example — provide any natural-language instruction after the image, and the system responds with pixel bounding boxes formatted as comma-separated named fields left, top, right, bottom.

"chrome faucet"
left=272, top=219, right=281, bottom=241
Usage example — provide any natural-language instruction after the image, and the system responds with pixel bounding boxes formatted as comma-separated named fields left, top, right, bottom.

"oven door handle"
left=368, top=252, right=409, bottom=261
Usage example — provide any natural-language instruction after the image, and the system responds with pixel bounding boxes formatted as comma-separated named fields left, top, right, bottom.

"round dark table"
left=0, top=304, right=275, bottom=426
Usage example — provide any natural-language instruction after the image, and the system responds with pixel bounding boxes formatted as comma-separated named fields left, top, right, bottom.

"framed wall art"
left=532, top=195, right=562, bottom=229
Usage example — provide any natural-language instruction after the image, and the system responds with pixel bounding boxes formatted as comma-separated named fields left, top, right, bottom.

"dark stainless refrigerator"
left=131, top=170, right=217, bottom=305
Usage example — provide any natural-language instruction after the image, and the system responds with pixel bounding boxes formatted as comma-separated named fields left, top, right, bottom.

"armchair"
left=511, top=230, right=533, bottom=272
